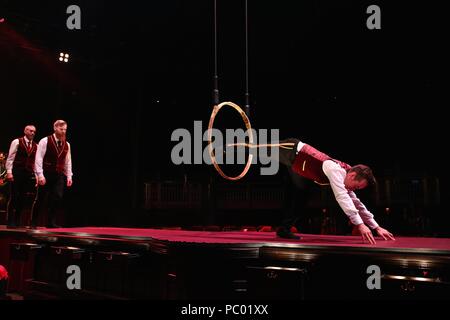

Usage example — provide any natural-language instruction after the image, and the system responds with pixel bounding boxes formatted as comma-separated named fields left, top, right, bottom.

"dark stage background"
left=0, top=1, right=448, bottom=234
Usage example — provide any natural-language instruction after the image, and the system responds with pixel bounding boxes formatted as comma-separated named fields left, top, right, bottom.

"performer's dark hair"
left=349, top=164, right=377, bottom=187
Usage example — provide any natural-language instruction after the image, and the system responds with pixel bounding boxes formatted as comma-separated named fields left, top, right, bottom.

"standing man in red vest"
left=276, top=138, right=394, bottom=244
left=5, top=125, right=38, bottom=228
left=32, top=120, right=73, bottom=228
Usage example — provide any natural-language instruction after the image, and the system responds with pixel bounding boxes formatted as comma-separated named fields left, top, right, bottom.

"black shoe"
left=277, top=228, right=301, bottom=240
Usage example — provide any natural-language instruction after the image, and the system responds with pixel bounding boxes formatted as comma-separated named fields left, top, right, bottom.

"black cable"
left=212, top=0, right=220, bottom=105
left=244, top=0, right=250, bottom=118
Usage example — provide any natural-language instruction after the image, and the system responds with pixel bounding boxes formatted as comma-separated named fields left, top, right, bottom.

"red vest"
left=12, top=137, right=37, bottom=173
left=43, top=135, right=69, bottom=174
left=291, top=144, right=351, bottom=185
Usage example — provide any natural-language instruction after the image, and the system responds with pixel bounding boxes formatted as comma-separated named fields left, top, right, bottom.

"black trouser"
left=277, top=138, right=309, bottom=231
left=31, top=172, right=66, bottom=227
left=7, top=168, right=36, bottom=227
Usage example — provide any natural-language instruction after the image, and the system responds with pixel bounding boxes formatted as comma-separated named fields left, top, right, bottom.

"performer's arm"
left=322, top=160, right=364, bottom=226
left=64, top=143, right=73, bottom=187
left=348, top=191, right=379, bottom=229
left=323, top=160, right=379, bottom=244
left=350, top=192, right=395, bottom=240
left=35, top=137, right=47, bottom=178
left=5, top=139, right=19, bottom=175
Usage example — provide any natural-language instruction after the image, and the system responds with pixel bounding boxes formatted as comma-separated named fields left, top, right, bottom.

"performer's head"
left=344, top=164, right=376, bottom=191
left=53, top=120, right=67, bottom=140
left=24, top=125, right=36, bottom=141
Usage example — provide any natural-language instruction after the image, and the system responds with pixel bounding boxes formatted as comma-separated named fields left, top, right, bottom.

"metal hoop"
left=207, top=101, right=254, bottom=181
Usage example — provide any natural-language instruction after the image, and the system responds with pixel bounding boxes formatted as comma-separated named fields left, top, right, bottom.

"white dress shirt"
left=5, top=137, right=33, bottom=173
left=35, top=134, right=73, bottom=179
left=322, top=160, right=379, bottom=229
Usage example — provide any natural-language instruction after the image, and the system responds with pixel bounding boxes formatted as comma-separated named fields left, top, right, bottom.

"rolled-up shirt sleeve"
left=322, top=160, right=364, bottom=226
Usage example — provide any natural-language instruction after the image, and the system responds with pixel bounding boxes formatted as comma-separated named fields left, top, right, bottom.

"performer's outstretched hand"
left=375, top=227, right=395, bottom=241
left=357, top=224, right=376, bottom=244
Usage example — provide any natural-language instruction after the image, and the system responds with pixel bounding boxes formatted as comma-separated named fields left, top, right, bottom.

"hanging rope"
left=209, top=2, right=290, bottom=180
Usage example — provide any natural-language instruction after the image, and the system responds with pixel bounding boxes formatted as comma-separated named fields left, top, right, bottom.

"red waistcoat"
left=43, top=135, right=69, bottom=174
left=291, top=144, right=351, bottom=185
left=12, top=137, right=37, bottom=173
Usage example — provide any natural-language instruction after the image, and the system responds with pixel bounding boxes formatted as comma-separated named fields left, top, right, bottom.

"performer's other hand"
left=357, top=224, right=376, bottom=245
left=67, top=178, right=72, bottom=187
left=38, top=176, right=46, bottom=186
left=375, top=227, right=395, bottom=241
left=6, top=173, right=13, bottom=181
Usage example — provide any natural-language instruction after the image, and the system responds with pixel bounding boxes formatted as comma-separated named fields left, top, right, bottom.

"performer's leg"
left=30, top=185, right=45, bottom=228
left=277, top=165, right=308, bottom=239
left=6, top=169, right=28, bottom=227
left=6, top=181, right=18, bottom=227
left=47, top=174, right=65, bottom=228
left=273, top=138, right=306, bottom=239
left=278, top=138, right=300, bottom=167
left=31, top=175, right=52, bottom=228
left=279, top=166, right=309, bottom=225
left=13, top=172, right=29, bottom=227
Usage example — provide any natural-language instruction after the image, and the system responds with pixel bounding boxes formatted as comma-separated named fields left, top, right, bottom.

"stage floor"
left=15, top=226, right=449, bottom=254
left=2, top=226, right=450, bottom=299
